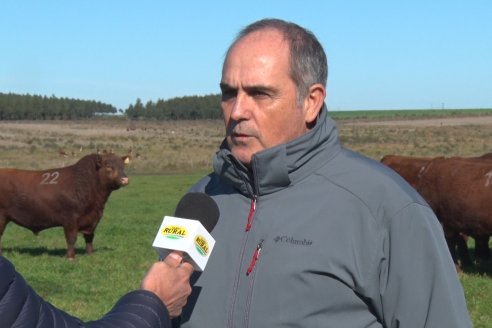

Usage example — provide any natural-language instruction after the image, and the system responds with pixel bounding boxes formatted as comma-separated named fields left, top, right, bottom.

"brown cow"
left=381, top=154, right=492, bottom=267
left=422, top=154, right=491, bottom=262
left=381, top=155, right=488, bottom=270
left=418, top=156, right=492, bottom=261
left=0, top=153, right=129, bottom=259
left=380, top=155, right=433, bottom=187
left=381, top=155, right=468, bottom=266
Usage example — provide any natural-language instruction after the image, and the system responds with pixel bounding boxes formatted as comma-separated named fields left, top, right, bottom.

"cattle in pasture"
left=416, top=156, right=492, bottom=261
left=380, top=155, right=433, bottom=187
left=479, top=152, right=492, bottom=159
left=0, top=153, right=130, bottom=260
left=381, top=154, right=492, bottom=268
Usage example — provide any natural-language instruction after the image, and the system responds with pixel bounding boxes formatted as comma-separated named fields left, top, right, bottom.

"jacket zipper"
left=227, top=195, right=258, bottom=327
left=246, top=239, right=263, bottom=275
left=244, top=239, right=264, bottom=328
left=245, top=197, right=257, bottom=231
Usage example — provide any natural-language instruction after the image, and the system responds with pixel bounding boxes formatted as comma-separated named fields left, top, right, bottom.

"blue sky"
left=1, top=1, right=490, bottom=111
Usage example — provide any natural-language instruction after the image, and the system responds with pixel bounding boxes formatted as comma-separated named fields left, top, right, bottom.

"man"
left=178, top=18, right=472, bottom=327
left=0, top=252, right=193, bottom=327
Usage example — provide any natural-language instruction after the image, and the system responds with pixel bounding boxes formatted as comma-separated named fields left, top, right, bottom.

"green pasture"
left=2, top=173, right=204, bottom=320
left=330, top=108, right=492, bottom=120
left=3, top=174, right=492, bottom=326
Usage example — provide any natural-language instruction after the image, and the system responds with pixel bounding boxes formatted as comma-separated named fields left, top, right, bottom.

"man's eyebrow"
left=219, top=82, right=234, bottom=91
left=243, top=85, right=278, bottom=94
left=219, top=83, right=279, bottom=96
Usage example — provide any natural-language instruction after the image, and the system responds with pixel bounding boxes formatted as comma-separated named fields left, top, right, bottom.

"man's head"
left=220, top=18, right=328, bottom=166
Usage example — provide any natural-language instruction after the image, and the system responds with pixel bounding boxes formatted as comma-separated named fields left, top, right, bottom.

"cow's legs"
left=456, top=233, right=472, bottom=267
left=445, top=233, right=472, bottom=269
left=83, top=232, right=94, bottom=254
left=63, top=226, right=78, bottom=260
left=442, top=225, right=468, bottom=271
left=474, top=235, right=491, bottom=261
left=444, top=234, right=458, bottom=264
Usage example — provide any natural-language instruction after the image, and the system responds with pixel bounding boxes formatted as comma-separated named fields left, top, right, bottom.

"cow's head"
left=98, top=154, right=130, bottom=190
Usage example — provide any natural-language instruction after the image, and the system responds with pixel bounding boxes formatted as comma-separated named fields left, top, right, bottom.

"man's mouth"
left=231, top=132, right=251, bottom=144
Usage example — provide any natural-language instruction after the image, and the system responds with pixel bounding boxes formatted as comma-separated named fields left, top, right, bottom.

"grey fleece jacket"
left=178, top=106, right=472, bottom=328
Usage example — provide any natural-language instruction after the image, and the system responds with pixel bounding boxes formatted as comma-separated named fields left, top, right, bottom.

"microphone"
left=152, top=192, right=219, bottom=271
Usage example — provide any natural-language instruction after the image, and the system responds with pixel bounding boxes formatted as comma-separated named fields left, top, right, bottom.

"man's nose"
left=230, top=92, right=251, bottom=120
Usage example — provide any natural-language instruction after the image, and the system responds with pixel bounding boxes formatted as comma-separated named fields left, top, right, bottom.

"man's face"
left=220, top=29, right=310, bottom=166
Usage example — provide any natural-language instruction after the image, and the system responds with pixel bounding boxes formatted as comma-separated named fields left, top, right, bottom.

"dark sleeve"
left=0, top=256, right=171, bottom=328
left=0, top=255, right=84, bottom=327
left=86, top=290, right=171, bottom=328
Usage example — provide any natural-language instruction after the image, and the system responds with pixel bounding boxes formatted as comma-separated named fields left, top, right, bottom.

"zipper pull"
left=245, top=197, right=257, bottom=231
left=246, top=240, right=263, bottom=276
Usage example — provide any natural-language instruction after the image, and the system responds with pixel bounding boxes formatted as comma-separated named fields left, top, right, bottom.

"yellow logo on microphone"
left=194, top=235, right=209, bottom=256
left=161, top=225, right=187, bottom=239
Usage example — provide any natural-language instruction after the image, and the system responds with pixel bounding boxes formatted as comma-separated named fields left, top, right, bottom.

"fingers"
left=163, top=251, right=184, bottom=267
left=142, top=253, right=194, bottom=318
left=179, top=260, right=194, bottom=275
left=162, top=251, right=194, bottom=274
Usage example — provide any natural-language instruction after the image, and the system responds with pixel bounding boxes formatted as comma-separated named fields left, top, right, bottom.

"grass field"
left=2, top=174, right=492, bottom=326
left=1, top=112, right=492, bottom=326
left=2, top=173, right=206, bottom=320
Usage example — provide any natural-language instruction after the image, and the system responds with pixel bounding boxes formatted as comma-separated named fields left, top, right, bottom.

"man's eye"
left=221, top=90, right=236, bottom=101
left=252, top=90, right=268, bottom=98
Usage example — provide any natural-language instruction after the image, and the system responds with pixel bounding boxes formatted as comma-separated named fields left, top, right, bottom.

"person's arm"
left=89, top=252, right=193, bottom=327
left=0, top=253, right=193, bottom=328
left=0, top=255, right=84, bottom=327
left=140, top=252, right=194, bottom=318
left=379, top=204, right=472, bottom=327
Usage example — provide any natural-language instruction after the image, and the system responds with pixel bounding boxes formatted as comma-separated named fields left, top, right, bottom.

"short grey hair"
left=225, top=18, right=328, bottom=105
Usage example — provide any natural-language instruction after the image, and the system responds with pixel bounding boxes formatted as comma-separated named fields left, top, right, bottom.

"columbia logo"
left=274, top=236, right=313, bottom=246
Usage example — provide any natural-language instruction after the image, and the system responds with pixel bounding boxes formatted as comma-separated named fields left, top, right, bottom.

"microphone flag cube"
left=152, top=216, right=216, bottom=271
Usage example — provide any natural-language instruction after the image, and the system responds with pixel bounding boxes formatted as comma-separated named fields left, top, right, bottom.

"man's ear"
left=303, top=83, right=326, bottom=125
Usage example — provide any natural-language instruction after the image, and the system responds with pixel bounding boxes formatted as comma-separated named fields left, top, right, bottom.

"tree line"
left=0, top=92, right=117, bottom=120
left=0, top=92, right=222, bottom=120
left=125, top=94, right=222, bottom=120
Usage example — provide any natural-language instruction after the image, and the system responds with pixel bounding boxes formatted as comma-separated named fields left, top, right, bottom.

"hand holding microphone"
left=153, top=192, right=220, bottom=271
left=141, top=251, right=194, bottom=318
left=144, top=192, right=219, bottom=318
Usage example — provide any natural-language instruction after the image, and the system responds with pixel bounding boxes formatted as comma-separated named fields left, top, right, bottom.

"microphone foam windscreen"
left=174, top=192, right=220, bottom=232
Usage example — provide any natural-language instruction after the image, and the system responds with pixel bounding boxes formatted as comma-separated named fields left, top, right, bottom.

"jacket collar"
left=213, top=105, right=341, bottom=196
